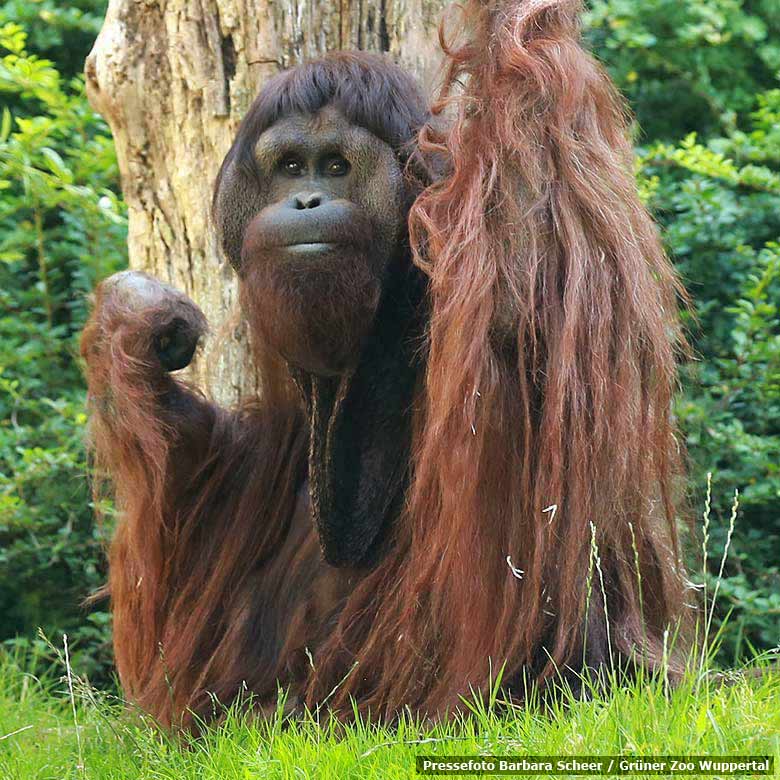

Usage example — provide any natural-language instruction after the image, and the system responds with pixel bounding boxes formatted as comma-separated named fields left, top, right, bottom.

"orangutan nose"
left=293, top=192, right=328, bottom=210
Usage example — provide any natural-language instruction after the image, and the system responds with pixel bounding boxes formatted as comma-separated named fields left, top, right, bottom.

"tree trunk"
left=85, top=0, right=445, bottom=405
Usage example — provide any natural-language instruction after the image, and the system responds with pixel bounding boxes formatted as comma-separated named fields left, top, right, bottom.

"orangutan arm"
left=80, top=271, right=315, bottom=725
left=80, top=270, right=217, bottom=513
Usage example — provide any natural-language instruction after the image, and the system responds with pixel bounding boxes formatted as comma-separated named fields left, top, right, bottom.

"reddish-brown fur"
left=82, top=0, right=690, bottom=728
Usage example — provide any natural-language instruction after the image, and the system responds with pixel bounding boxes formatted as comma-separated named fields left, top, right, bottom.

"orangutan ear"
left=294, top=268, right=426, bottom=567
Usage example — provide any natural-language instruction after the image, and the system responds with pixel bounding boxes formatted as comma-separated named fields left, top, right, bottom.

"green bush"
left=0, top=11, right=126, bottom=682
left=585, top=0, right=780, bottom=140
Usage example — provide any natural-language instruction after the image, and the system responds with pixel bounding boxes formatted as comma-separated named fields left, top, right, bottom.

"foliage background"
left=0, top=0, right=125, bottom=681
left=0, top=0, right=778, bottom=683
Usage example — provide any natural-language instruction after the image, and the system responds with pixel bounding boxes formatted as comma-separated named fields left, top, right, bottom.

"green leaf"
left=40, top=146, right=73, bottom=183
left=0, top=107, right=11, bottom=143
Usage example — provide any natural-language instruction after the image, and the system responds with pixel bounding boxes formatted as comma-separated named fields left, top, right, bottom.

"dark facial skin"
left=217, top=107, right=408, bottom=376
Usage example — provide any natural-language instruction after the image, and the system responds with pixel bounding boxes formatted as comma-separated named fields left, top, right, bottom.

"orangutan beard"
left=238, top=248, right=383, bottom=377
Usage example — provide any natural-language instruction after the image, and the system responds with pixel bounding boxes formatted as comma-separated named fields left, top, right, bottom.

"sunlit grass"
left=0, top=645, right=778, bottom=779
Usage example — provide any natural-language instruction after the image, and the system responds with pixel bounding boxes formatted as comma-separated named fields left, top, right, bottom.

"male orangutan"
left=81, top=0, right=690, bottom=727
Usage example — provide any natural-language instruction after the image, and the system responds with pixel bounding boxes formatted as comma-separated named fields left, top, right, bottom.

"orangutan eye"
left=281, top=157, right=305, bottom=176
left=324, top=156, right=350, bottom=177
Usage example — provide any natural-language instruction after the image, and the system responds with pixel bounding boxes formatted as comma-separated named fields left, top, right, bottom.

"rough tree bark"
left=85, top=0, right=445, bottom=404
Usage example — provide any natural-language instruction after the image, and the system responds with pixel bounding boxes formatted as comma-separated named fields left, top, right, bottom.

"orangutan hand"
left=81, top=270, right=208, bottom=374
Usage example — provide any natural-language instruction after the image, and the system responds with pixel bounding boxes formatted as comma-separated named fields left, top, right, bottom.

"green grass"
left=0, top=650, right=778, bottom=780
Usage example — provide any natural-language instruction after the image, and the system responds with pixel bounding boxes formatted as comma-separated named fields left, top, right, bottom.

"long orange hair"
left=308, top=0, right=690, bottom=715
